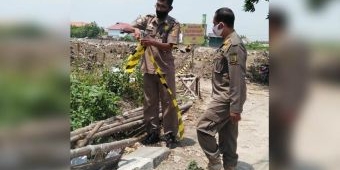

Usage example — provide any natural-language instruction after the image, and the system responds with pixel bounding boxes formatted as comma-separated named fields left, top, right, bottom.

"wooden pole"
left=76, top=121, right=104, bottom=148
left=70, top=134, right=146, bottom=159
left=71, top=115, right=144, bottom=142
left=92, top=120, right=144, bottom=139
left=71, top=108, right=143, bottom=137
left=71, top=101, right=193, bottom=142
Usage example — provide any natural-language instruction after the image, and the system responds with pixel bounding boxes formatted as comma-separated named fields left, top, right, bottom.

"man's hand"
left=121, top=26, right=139, bottom=39
left=141, top=37, right=157, bottom=47
left=133, top=28, right=142, bottom=40
left=141, top=37, right=172, bottom=51
left=230, top=112, right=241, bottom=123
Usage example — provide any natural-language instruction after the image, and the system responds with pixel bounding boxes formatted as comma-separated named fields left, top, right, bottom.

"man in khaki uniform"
left=196, top=8, right=247, bottom=170
left=128, top=0, right=180, bottom=148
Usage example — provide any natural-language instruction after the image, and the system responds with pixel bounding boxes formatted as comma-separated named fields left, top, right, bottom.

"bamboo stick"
left=70, top=134, right=146, bottom=159
left=71, top=108, right=143, bottom=137
left=70, top=114, right=141, bottom=138
left=91, top=120, right=144, bottom=139
left=76, top=121, right=104, bottom=148
left=71, top=115, right=144, bottom=142
left=71, top=101, right=193, bottom=142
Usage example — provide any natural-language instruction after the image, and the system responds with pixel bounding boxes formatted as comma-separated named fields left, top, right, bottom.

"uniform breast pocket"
left=213, top=55, right=229, bottom=74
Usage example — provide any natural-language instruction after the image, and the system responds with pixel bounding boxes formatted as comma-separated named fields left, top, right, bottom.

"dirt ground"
left=155, top=78, right=269, bottom=170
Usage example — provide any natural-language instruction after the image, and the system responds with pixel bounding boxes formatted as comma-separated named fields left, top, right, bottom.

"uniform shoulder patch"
left=229, top=53, right=238, bottom=65
left=221, top=38, right=232, bottom=52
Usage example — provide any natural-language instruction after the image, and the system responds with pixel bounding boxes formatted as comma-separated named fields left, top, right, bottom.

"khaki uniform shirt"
left=211, top=31, right=247, bottom=113
left=132, top=14, right=180, bottom=74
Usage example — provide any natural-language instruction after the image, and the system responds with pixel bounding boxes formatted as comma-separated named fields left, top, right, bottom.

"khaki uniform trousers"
left=197, top=99, right=239, bottom=167
left=143, top=73, right=178, bottom=136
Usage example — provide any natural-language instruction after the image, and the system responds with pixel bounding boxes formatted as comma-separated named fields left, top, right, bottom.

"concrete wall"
left=108, top=29, right=121, bottom=38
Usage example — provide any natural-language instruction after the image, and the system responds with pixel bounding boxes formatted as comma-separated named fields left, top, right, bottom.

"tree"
left=243, top=0, right=269, bottom=12
left=307, top=0, right=331, bottom=11
left=70, top=21, right=105, bottom=38
left=244, top=0, right=331, bottom=12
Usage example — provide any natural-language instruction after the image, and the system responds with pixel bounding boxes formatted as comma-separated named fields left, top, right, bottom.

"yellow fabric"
left=124, top=44, right=185, bottom=139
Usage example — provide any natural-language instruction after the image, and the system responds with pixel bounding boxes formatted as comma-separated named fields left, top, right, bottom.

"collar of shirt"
left=151, top=15, right=170, bottom=25
left=223, top=30, right=236, bottom=44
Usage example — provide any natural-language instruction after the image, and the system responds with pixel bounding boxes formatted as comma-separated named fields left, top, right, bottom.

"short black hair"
left=214, top=8, right=235, bottom=28
left=158, top=0, right=173, bottom=6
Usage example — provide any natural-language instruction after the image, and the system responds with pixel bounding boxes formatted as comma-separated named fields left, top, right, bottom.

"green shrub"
left=70, top=66, right=143, bottom=130
left=103, top=69, right=143, bottom=107
left=70, top=74, right=120, bottom=130
left=187, top=160, right=204, bottom=170
left=245, top=41, right=269, bottom=51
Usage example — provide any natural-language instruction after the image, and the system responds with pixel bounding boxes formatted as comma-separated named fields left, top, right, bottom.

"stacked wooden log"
left=70, top=101, right=193, bottom=169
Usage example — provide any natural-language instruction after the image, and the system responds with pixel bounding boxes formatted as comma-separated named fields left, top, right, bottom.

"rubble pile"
left=70, top=39, right=136, bottom=70
left=174, top=47, right=269, bottom=84
left=70, top=39, right=269, bottom=83
left=247, top=50, right=269, bottom=84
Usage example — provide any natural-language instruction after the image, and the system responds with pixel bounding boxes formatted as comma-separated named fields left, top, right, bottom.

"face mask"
left=213, top=23, right=224, bottom=36
left=156, top=10, right=168, bottom=20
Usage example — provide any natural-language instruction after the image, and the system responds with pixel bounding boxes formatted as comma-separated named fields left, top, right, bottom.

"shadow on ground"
left=178, top=137, right=196, bottom=147
left=237, top=161, right=255, bottom=170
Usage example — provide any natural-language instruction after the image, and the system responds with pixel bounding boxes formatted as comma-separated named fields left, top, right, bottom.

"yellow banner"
left=181, top=24, right=206, bottom=45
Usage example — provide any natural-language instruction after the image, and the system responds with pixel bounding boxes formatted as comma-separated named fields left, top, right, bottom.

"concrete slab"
left=118, top=157, right=153, bottom=170
left=118, top=147, right=171, bottom=170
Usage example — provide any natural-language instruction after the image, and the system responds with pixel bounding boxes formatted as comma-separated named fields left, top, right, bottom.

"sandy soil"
left=155, top=78, right=269, bottom=170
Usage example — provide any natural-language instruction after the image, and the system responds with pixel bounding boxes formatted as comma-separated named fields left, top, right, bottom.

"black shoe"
left=142, top=132, right=160, bottom=145
left=161, top=133, right=177, bottom=149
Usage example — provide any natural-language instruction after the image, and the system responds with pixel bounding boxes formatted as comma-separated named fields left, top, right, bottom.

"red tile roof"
left=107, top=22, right=133, bottom=30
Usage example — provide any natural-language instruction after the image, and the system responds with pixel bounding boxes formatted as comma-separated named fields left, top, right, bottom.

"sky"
left=271, top=0, right=340, bottom=41
left=69, top=0, right=269, bottom=41
left=1, top=0, right=339, bottom=41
